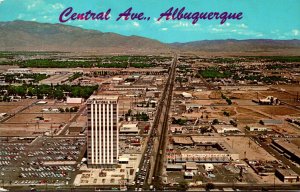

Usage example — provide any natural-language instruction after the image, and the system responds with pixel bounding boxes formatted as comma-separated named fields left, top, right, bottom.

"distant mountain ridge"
left=0, top=20, right=168, bottom=52
left=0, top=20, right=300, bottom=53
left=172, top=39, right=300, bottom=52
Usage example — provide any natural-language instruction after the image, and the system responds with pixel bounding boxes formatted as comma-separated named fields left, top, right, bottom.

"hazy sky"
left=0, top=0, right=299, bottom=43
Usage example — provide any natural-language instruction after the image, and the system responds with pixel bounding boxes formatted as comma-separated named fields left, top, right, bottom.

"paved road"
left=131, top=54, right=177, bottom=191
left=151, top=54, right=177, bottom=189
left=59, top=105, right=86, bottom=135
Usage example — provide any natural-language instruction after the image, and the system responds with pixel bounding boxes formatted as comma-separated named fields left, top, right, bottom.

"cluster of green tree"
left=174, top=55, right=300, bottom=64
left=58, top=106, right=79, bottom=113
left=233, top=74, right=288, bottom=83
left=18, top=59, right=156, bottom=68
left=246, top=56, right=300, bottom=63
left=199, top=56, right=300, bottom=64
left=4, top=74, right=49, bottom=83
left=223, top=111, right=230, bottom=116
left=200, top=67, right=232, bottom=78
left=199, top=57, right=245, bottom=64
left=20, top=59, right=93, bottom=68
left=135, top=112, right=149, bottom=121
left=172, top=117, right=187, bottom=125
left=98, top=55, right=171, bottom=63
left=124, top=109, right=149, bottom=121
left=266, top=64, right=290, bottom=70
left=5, top=55, right=172, bottom=68
left=124, top=109, right=133, bottom=120
left=96, top=63, right=128, bottom=68
left=221, top=94, right=232, bottom=105
left=68, top=73, right=83, bottom=82
left=0, top=52, right=14, bottom=59
left=1, top=84, right=97, bottom=100
left=130, top=63, right=153, bottom=68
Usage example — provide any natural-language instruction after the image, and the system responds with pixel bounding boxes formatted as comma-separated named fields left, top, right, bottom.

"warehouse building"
left=275, top=169, right=299, bottom=183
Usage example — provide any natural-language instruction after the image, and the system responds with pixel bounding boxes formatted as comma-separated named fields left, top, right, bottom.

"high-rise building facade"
left=87, top=95, right=119, bottom=167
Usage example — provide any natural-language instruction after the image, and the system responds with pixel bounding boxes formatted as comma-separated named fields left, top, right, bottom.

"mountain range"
left=1, top=20, right=300, bottom=54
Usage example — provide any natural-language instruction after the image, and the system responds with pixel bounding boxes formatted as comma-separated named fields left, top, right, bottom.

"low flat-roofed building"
left=247, top=126, right=270, bottom=132
left=118, top=157, right=129, bottom=164
left=184, top=171, right=194, bottom=179
left=272, top=139, right=300, bottom=162
left=6, top=68, right=32, bottom=74
left=172, top=136, right=194, bottom=145
left=260, top=119, right=283, bottom=125
left=119, top=123, right=139, bottom=135
left=66, top=97, right=83, bottom=104
left=166, top=164, right=183, bottom=171
left=170, top=125, right=183, bottom=133
left=275, top=169, right=299, bottom=183
left=36, top=101, right=47, bottom=105
left=69, top=122, right=86, bottom=134
left=204, top=163, right=214, bottom=171
left=145, top=91, right=161, bottom=98
left=169, top=136, right=239, bottom=163
left=112, top=77, right=123, bottom=81
left=185, top=162, right=198, bottom=170
left=212, top=125, right=241, bottom=134
left=185, top=104, right=202, bottom=111
left=179, top=150, right=239, bottom=162
left=182, top=92, right=193, bottom=98
left=191, top=136, right=222, bottom=144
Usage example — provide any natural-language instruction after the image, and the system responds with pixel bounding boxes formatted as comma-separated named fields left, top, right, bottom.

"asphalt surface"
left=131, top=54, right=177, bottom=191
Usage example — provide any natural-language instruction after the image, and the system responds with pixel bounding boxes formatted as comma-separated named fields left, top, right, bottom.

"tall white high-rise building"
left=87, top=95, right=119, bottom=167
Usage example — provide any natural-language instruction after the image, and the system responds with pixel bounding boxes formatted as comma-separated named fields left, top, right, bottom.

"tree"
left=15, top=86, right=26, bottom=97
left=127, top=109, right=132, bottom=116
left=54, top=89, right=64, bottom=100
left=212, top=119, right=219, bottom=125
left=206, top=183, right=215, bottom=191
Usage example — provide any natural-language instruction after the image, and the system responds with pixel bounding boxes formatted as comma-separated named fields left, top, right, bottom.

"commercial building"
left=272, top=139, right=300, bottom=163
left=66, top=97, right=83, bottom=104
left=204, top=163, right=214, bottom=171
left=212, top=125, right=241, bottom=134
left=168, top=136, right=239, bottom=163
left=119, top=123, right=139, bottom=135
left=246, top=126, right=269, bottom=132
left=87, top=95, right=119, bottom=167
left=275, top=169, right=299, bottom=183
left=6, top=68, right=32, bottom=74
left=68, top=122, right=86, bottom=134
left=181, top=92, right=193, bottom=98
left=260, top=119, right=283, bottom=125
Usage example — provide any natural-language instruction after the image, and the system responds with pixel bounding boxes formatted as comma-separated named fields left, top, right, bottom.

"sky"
left=0, top=0, right=299, bottom=43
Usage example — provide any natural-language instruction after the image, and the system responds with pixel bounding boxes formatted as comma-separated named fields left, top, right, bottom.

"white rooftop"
left=88, top=95, right=119, bottom=101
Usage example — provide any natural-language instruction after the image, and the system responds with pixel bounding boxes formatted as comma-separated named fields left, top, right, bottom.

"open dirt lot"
left=0, top=100, right=36, bottom=114
left=5, top=113, right=75, bottom=124
left=21, top=104, right=80, bottom=113
left=226, top=91, right=260, bottom=100
left=254, top=106, right=300, bottom=117
left=192, top=91, right=212, bottom=99
left=226, top=136, right=276, bottom=161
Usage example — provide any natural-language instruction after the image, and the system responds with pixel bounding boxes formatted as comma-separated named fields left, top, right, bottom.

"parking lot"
left=0, top=136, right=86, bottom=186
